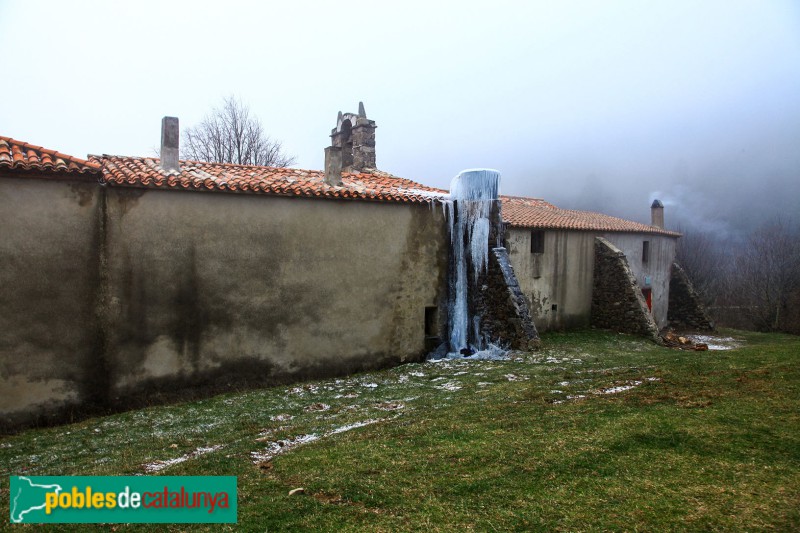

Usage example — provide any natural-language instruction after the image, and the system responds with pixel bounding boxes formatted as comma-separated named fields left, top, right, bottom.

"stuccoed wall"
left=0, top=176, right=103, bottom=429
left=505, top=228, right=595, bottom=331
left=0, top=180, right=448, bottom=431
left=602, top=233, right=677, bottom=329
left=102, top=188, right=448, bottom=404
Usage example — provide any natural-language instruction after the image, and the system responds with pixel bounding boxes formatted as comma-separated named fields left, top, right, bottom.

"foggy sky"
left=1, top=0, right=798, bottom=234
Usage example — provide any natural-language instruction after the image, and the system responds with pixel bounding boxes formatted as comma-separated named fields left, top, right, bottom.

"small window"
left=424, top=307, right=438, bottom=337
left=642, top=240, right=650, bottom=264
left=530, top=230, right=544, bottom=254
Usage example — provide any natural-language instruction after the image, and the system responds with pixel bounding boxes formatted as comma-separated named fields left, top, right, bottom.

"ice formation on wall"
left=445, top=169, right=501, bottom=355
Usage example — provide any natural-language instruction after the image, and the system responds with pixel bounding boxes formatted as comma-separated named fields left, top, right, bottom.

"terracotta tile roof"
left=93, top=155, right=449, bottom=204
left=501, top=195, right=680, bottom=236
left=0, top=136, right=101, bottom=175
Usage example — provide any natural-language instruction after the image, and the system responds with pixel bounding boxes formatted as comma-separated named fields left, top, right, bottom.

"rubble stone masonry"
left=591, top=237, right=660, bottom=340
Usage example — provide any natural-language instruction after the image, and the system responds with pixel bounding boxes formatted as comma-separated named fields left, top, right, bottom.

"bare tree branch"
left=182, top=96, right=296, bottom=168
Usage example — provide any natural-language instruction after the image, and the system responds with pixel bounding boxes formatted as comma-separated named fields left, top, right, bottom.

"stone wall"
left=477, top=248, right=540, bottom=350
left=602, top=233, right=677, bottom=329
left=667, top=262, right=715, bottom=331
left=591, top=237, right=660, bottom=340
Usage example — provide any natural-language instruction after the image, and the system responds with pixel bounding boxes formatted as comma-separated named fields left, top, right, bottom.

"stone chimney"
left=327, top=102, right=377, bottom=174
left=324, top=146, right=343, bottom=186
left=350, top=102, right=376, bottom=171
left=160, top=116, right=180, bottom=173
left=651, top=199, right=664, bottom=229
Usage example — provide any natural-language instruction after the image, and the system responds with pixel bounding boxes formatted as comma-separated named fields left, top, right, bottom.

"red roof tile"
left=501, top=195, right=680, bottom=236
left=93, top=155, right=448, bottom=204
left=0, top=136, right=101, bottom=175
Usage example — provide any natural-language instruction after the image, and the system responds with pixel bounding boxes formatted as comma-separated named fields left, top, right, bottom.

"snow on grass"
left=251, top=434, right=320, bottom=463
left=328, top=419, right=382, bottom=435
left=685, top=335, right=741, bottom=350
left=143, top=444, right=224, bottom=473
left=252, top=419, right=388, bottom=464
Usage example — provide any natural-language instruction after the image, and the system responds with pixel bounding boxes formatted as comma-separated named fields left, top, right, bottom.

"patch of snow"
left=362, top=383, right=379, bottom=389
left=504, top=374, right=528, bottom=382
left=329, top=419, right=382, bottom=435
left=408, top=371, right=426, bottom=377
left=685, top=335, right=741, bottom=350
left=436, top=381, right=462, bottom=391
left=143, top=444, right=224, bottom=473
left=477, top=382, right=493, bottom=387
left=599, top=382, right=640, bottom=394
left=251, top=435, right=319, bottom=463
left=270, top=414, right=293, bottom=422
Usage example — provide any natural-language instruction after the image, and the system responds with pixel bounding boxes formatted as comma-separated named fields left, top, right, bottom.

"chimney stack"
left=651, top=199, right=664, bottom=229
left=160, top=116, right=180, bottom=173
left=324, top=146, right=343, bottom=186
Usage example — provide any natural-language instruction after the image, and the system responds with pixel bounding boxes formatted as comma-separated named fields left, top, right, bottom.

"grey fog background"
left=1, top=0, right=798, bottom=234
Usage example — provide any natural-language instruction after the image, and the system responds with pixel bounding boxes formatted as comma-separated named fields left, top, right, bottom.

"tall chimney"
left=651, top=199, right=664, bottom=229
left=324, top=146, right=343, bottom=186
left=160, top=116, right=180, bottom=173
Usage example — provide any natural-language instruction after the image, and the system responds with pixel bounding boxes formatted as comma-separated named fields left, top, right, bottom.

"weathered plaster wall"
left=602, top=233, right=677, bottom=329
left=505, top=228, right=594, bottom=331
left=0, top=176, right=103, bottom=428
left=102, top=188, right=448, bottom=403
left=1, top=179, right=448, bottom=431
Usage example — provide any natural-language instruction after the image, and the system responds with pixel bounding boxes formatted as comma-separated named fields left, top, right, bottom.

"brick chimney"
left=160, top=116, right=180, bottom=173
left=651, top=199, right=664, bottom=229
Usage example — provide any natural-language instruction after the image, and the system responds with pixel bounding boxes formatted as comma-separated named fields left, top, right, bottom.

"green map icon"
left=10, top=476, right=63, bottom=523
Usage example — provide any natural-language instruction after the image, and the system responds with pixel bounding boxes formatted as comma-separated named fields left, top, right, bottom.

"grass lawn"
left=1, top=329, right=798, bottom=531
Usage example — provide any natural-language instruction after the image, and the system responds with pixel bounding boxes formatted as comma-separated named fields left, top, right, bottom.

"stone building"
left=501, top=196, right=681, bottom=333
left=0, top=105, right=708, bottom=431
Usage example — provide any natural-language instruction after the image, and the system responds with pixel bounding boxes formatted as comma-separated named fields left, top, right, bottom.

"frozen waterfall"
left=445, top=169, right=502, bottom=356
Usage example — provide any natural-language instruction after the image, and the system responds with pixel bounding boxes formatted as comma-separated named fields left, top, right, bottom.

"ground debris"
left=661, top=330, right=709, bottom=351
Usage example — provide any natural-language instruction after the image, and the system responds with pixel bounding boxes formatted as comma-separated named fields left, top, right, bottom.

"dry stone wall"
left=591, top=237, right=660, bottom=341
left=667, top=262, right=715, bottom=331
left=477, top=248, right=540, bottom=350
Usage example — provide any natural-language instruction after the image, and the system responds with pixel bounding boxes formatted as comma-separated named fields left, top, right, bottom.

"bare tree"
left=182, top=96, right=296, bottom=167
left=731, top=218, right=800, bottom=332
left=675, top=223, right=729, bottom=307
